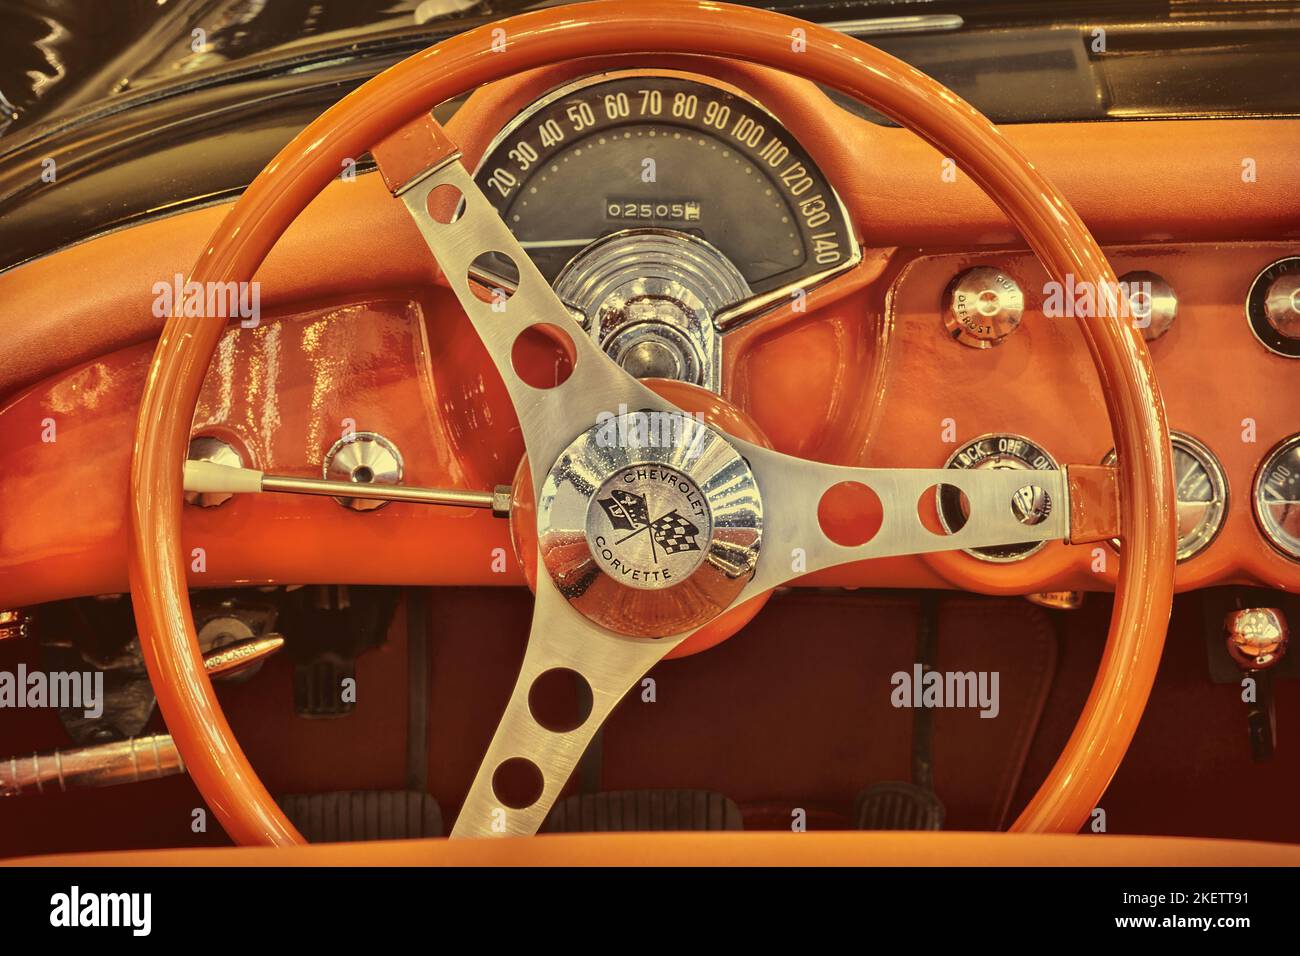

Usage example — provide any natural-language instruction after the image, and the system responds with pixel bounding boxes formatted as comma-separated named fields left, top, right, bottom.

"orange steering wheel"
left=129, top=0, right=1175, bottom=845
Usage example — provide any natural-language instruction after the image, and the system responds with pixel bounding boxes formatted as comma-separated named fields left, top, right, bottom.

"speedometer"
left=473, top=73, right=857, bottom=302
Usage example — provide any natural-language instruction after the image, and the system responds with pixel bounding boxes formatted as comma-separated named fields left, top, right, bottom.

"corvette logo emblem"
left=595, top=489, right=703, bottom=561
left=586, top=466, right=711, bottom=590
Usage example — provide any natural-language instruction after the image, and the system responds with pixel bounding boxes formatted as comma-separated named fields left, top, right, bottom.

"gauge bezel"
left=1245, top=256, right=1300, bottom=359
left=1101, top=431, right=1228, bottom=563
left=470, top=69, right=861, bottom=331
left=1252, top=433, right=1300, bottom=562
left=937, top=432, right=1059, bottom=564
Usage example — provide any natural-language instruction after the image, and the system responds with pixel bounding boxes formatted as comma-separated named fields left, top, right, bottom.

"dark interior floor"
left=2, top=587, right=1298, bottom=857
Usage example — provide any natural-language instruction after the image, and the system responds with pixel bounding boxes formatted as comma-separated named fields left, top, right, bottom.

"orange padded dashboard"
left=2, top=58, right=1297, bottom=400
left=0, top=58, right=1297, bottom=605
left=9, top=831, right=1300, bottom=868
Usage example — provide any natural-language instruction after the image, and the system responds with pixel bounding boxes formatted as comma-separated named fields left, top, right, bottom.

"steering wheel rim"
left=129, top=0, right=1175, bottom=846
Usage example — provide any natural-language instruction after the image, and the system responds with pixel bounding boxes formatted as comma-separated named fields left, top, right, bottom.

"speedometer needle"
left=518, top=239, right=599, bottom=249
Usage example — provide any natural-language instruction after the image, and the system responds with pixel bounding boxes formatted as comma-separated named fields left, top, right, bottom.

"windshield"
left=1, top=0, right=1296, bottom=139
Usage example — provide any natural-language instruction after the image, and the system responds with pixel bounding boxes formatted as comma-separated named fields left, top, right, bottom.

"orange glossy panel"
left=862, top=242, right=1300, bottom=598
left=9, top=240, right=1296, bottom=606
left=128, top=0, right=1173, bottom=845
left=10, top=832, right=1300, bottom=868
left=0, top=300, right=521, bottom=607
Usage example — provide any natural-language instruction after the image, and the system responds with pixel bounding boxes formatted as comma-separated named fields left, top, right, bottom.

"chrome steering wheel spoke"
left=395, top=150, right=680, bottom=496
left=731, top=441, right=1068, bottom=602
left=451, top=574, right=684, bottom=837
left=389, top=129, right=702, bottom=837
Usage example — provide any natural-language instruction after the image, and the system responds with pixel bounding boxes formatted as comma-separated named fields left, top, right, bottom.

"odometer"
left=472, top=73, right=857, bottom=298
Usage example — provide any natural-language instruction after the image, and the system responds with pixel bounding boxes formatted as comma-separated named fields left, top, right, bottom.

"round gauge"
left=1254, top=434, right=1300, bottom=561
left=1102, top=432, right=1228, bottom=563
left=472, top=74, right=857, bottom=298
left=938, top=434, right=1058, bottom=563
left=1246, top=257, right=1300, bottom=358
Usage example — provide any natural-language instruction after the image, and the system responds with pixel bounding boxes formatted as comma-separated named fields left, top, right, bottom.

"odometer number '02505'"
left=473, top=75, right=857, bottom=297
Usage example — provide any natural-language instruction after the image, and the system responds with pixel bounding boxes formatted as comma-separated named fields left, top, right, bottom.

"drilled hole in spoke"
left=922, top=484, right=966, bottom=535
left=492, top=757, right=544, bottom=810
left=512, top=324, right=575, bottom=389
left=427, top=183, right=464, bottom=224
left=935, top=482, right=973, bottom=535
left=817, top=481, right=883, bottom=547
left=468, top=251, right=519, bottom=306
left=528, top=668, right=592, bottom=733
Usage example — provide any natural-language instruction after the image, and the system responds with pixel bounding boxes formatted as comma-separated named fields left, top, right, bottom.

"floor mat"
left=0, top=587, right=1057, bottom=853
left=543, top=789, right=742, bottom=832
left=597, top=591, right=1056, bottom=830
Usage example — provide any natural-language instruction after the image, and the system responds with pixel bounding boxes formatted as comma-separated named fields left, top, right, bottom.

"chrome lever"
left=0, top=637, right=287, bottom=796
left=1224, top=607, right=1291, bottom=762
left=183, top=460, right=511, bottom=517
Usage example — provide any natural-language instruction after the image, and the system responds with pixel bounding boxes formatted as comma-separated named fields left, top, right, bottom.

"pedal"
left=856, top=593, right=947, bottom=831
left=854, top=782, right=945, bottom=831
left=293, top=656, right=356, bottom=717
left=542, top=789, right=742, bottom=833
left=277, top=790, right=443, bottom=842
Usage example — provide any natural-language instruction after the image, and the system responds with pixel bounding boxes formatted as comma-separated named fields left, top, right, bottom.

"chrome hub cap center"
left=537, top=408, right=762, bottom=637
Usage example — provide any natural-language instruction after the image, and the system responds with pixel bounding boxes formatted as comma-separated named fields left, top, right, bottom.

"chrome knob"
left=1224, top=607, right=1290, bottom=671
left=943, top=267, right=1023, bottom=348
left=618, top=338, right=684, bottom=380
left=1119, top=270, right=1178, bottom=341
left=1263, top=272, right=1300, bottom=340
left=184, top=436, right=244, bottom=508
left=323, top=432, right=404, bottom=512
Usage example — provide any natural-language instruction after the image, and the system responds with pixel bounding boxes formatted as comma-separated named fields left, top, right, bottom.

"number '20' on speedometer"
left=472, top=74, right=858, bottom=298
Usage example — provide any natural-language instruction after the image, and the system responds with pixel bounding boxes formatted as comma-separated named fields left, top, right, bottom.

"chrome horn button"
left=553, top=229, right=753, bottom=393
left=537, top=409, right=762, bottom=637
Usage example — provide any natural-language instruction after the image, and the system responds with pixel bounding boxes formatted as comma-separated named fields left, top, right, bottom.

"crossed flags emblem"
left=596, top=489, right=702, bottom=562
